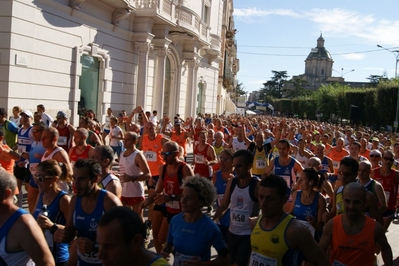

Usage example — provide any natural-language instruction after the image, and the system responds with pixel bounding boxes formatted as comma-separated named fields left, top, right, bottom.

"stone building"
left=0, top=0, right=239, bottom=125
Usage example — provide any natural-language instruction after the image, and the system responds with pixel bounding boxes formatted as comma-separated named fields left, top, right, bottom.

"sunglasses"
left=34, top=175, right=53, bottom=183
left=369, top=154, right=381, bottom=158
left=383, top=157, right=394, bottom=162
left=161, top=151, right=178, bottom=156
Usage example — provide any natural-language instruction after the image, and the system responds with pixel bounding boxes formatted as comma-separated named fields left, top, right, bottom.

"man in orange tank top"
left=320, top=182, right=392, bottom=266
left=139, top=121, right=169, bottom=241
left=161, top=117, right=193, bottom=161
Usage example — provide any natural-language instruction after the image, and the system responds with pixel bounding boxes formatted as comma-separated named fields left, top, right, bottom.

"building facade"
left=0, top=0, right=238, bottom=125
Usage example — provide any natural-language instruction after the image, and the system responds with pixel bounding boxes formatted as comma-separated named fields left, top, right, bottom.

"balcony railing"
left=135, top=0, right=209, bottom=43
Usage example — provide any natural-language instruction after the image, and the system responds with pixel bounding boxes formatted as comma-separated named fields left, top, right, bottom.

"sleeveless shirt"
left=330, top=215, right=375, bottom=265
left=0, top=209, right=31, bottom=266
left=250, top=214, right=303, bottom=266
left=119, top=150, right=145, bottom=198
left=73, top=189, right=106, bottom=265
left=141, top=134, right=164, bottom=176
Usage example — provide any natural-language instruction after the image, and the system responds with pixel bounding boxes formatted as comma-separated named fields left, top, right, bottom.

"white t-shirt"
left=41, top=113, right=53, bottom=127
left=109, top=126, right=123, bottom=146
left=119, top=150, right=144, bottom=198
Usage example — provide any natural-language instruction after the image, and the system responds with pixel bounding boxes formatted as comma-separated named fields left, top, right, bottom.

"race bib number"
left=256, top=159, right=266, bottom=169
left=249, top=251, right=277, bottom=266
left=77, top=250, right=101, bottom=264
left=174, top=252, right=200, bottom=266
left=144, top=151, right=157, bottom=162
left=195, top=154, right=205, bottom=164
left=57, top=136, right=67, bottom=146
left=166, top=200, right=180, bottom=210
left=29, top=163, right=38, bottom=175
left=17, top=146, right=26, bottom=154
left=333, top=161, right=339, bottom=170
left=298, top=220, right=315, bottom=237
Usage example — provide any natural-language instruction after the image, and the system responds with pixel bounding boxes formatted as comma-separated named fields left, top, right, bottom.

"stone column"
left=135, top=42, right=152, bottom=107
left=184, top=59, right=200, bottom=118
left=153, top=47, right=168, bottom=113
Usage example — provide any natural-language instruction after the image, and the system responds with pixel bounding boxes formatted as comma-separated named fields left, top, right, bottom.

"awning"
left=225, top=98, right=237, bottom=113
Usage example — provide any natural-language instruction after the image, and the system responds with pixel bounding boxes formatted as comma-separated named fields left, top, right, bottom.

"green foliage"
left=261, top=70, right=289, bottom=99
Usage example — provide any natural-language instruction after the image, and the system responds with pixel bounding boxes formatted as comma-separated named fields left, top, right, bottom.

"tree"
left=286, top=78, right=310, bottom=98
left=235, top=81, right=247, bottom=97
left=261, top=70, right=289, bottom=99
left=367, top=75, right=384, bottom=86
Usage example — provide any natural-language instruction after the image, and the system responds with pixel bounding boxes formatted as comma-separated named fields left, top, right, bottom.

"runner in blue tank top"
left=53, top=159, right=122, bottom=266
left=265, top=139, right=303, bottom=212
left=0, top=169, right=54, bottom=265
left=212, top=149, right=234, bottom=243
left=33, top=160, right=71, bottom=265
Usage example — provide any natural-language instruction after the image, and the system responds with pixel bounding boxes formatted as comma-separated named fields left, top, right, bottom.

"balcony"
left=208, top=34, right=221, bottom=56
left=134, top=0, right=210, bottom=44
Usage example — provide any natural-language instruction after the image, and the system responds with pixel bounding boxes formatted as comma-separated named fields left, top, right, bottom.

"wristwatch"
left=50, top=223, right=58, bottom=234
left=170, top=194, right=176, bottom=202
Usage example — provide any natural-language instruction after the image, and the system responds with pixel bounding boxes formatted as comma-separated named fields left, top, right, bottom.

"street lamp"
left=377, top=44, right=399, bottom=78
left=332, top=68, right=355, bottom=78
left=377, top=44, right=399, bottom=131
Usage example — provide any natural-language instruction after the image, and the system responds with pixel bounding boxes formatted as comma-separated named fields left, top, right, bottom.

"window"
left=203, top=3, right=210, bottom=24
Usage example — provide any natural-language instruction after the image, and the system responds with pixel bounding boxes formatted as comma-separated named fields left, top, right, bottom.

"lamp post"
left=377, top=44, right=399, bottom=131
left=377, top=45, right=399, bottom=78
left=332, top=68, right=355, bottom=78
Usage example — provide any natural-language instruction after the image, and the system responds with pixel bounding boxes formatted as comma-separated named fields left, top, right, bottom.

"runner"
left=55, top=111, right=75, bottom=153
left=161, top=176, right=229, bottom=265
left=68, top=128, right=94, bottom=167
left=33, top=160, right=71, bottom=265
left=97, top=206, right=170, bottom=266
left=249, top=174, right=329, bottom=266
left=143, top=141, right=194, bottom=252
left=54, top=159, right=122, bottom=266
left=213, top=149, right=260, bottom=266
left=0, top=169, right=55, bottom=265
left=193, top=130, right=217, bottom=180
left=319, top=182, right=393, bottom=266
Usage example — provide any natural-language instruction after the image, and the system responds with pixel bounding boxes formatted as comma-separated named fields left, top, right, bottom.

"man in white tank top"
left=92, top=145, right=122, bottom=198
left=118, top=132, right=151, bottom=220
left=213, top=150, right=260, bottom=266
left=41, top=127, right=72, bottom=192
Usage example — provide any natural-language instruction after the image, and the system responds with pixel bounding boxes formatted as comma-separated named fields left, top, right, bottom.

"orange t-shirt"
left=359, top=149, right=371, bottom=160
left=141, top=134, right=164, bottom=176
left=171, top=131, right=187, bottom=157
left=330, top=215, right=375, bottom=265
left=328, top=148, right=349, bottom=174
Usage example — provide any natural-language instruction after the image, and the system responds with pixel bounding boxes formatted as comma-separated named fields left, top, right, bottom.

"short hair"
left=37, top=104, right=45, bottom=111
left=45, top=127, right=59, bottom=139
left=260, top=174, right=288, bottom=199
left=339, top=157, right=359, bottom=174
left=33, top=122, right=48, bottom=131
left=220, top=149, right=234, bottom=160
left=74, top=158, right=101, bottom=180
left=76, top=128, right=89, bottom=139
left=351, top=141, right=361, bottom=149
left=278, top=139, right=291, bottom=148
left=183, top=175, right=216, bottom=207
left=0, top=170, right=17, bottom=198
left=125, top=132, right=139, bottom=142
left=163, top=141, right=179, bottom=152
left=343, top=182, right=367, bottom=202
left=214, top=131, right=224, bottom=139
left=0, top=108, right=7, bottom=116
left=233, top=149, right=253, bottom=166
left=12, top=106, right=22, bottom=113
left=99, top=206, right=146, bottom=245
left=95, top=145, right=114, bottom=167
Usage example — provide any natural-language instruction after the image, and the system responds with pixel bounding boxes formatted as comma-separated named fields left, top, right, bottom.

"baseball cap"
left=371, top=137, right=379, bottom=142
left=20, top=110, right=33, bottom=118
left=57, top=111, right=68, bottom=118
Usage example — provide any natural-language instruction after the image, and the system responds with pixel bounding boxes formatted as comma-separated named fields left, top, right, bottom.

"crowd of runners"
left=0, top=104, right=397, bottom=265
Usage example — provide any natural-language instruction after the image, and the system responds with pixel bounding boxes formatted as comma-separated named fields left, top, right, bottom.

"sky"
left=233, top=0, right=399, bottom=93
